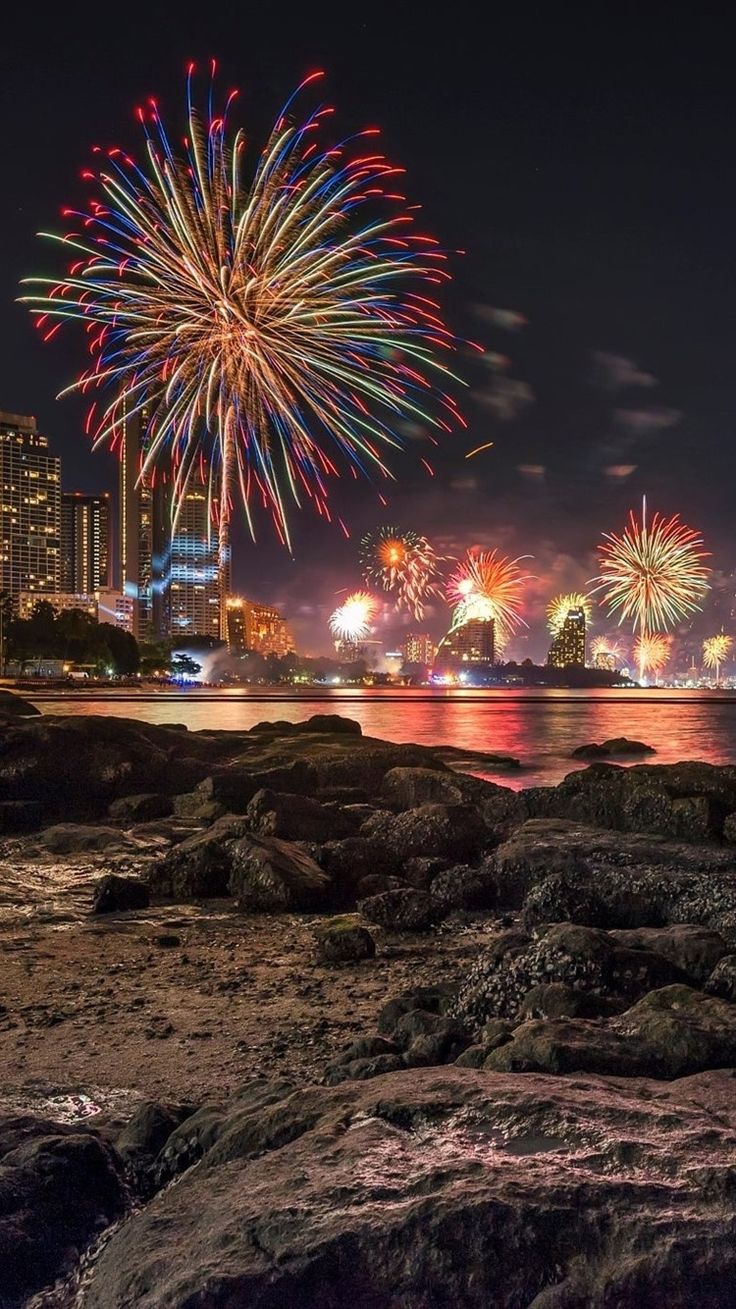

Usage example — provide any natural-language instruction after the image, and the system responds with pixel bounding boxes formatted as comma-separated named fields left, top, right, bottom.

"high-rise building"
left=402, top=632, right=436, bottom=666
left=226, top=597, right=294, bottom=656
left=117, top=402, right=171, bottom=639
left=170, top=490, right=220, bottom=639
left=61, top=492, right=111, bottom=594
left=547, top=608, right=586, bottom=668
left=18, top=591, right=97, bottom=619
left=438, top=617, right=495, bottom=669
left=0, top=412, right=61, bottom=605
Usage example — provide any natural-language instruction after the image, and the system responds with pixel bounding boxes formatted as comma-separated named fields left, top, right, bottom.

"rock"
left=394, top=1009, right=470, bottom=1067
left=354, top=873, right=406, bottom=898
left=92, top=873, right=150, bottom=914
left=154, top=1081, right=296, bottom=1186
left=377, top=984, right=457, bottom=1036
left=429, top=863, right=497, bottom=913
left=40, top=823, right=132, bottom=854
left=108, top=793, right=174, bottom=823
left=323, top=1053, right=405, bottom=1084
left=572, top=737, right=655, bottom=759
left=0, top=689, right=40, bottom=717
left=357, top=887, right=437, bottom=932
left=247, top=788, right=355, bottom=842
left=313, top=915, right=376, bottom=962
left=402, top=855, right=449, bottom=888
left=116, top=1101, right=194, bottom=1194
left=228, top=834, right=329, bottom=911
left=608, top=925, right=729, bottom=985
left=362, top=802, right=488, bottom=864
left=81, top=1067, right=736, bottom=1308
left=0, top=1115, right=126, bottom=1306
left=488, top=984, right=736, bottom=1079
left=148, top=815, right=249, bottom=899
left=380, top=766, right=493, bottom=810
left=293, top=713, right=362, bottom=736
left=705, top=954, right=736, bottom=1001
left=0, top=799, right=42, bottom=832
left=171, top=790, right=226, bottom=822
left=518, top=982, right=623, bottom=1021
left=317, top=835, right=395, bottom=888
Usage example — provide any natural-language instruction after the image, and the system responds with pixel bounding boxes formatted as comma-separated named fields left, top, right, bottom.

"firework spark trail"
left=21, top=68, right=467, bottom=627
left=446, top=548, right=533, bottom=645
left=592, top=497, right=710, bottom=639
left=632, top=632, right=671, bottom=684
left=360, top=525, right=442, bottom=619
left=328, top=590, right=377, bottom=642
left=702, top=634, right=733, bottom=685
left=546, top=591, right=593, bottom=636
left=590, top=634, right=625, bottom=662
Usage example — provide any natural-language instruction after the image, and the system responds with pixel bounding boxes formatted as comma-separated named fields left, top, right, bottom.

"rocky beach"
left=3, top=690, right=736, bottom=1306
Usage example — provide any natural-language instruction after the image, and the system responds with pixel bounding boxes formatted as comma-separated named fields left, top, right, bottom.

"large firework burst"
left=446, top=548, right=532, bottom=644
left=632, top=632, right=671, bottom=683
left=546, top=591, right=593, bottom=637
left=328, top=590, right=377, bottom=643
left=22, top=67, right=465, bottom=628
left=360, top=526, right=441, bottom=619
left=590, top=634, right=625, bottom=664
left=702, top=634, right=733, bottom=685
left=592, top=498, right=710, bottom=634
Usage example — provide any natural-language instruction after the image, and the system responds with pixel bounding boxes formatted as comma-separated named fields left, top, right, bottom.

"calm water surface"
left=25, top=687, right=736, bottom=788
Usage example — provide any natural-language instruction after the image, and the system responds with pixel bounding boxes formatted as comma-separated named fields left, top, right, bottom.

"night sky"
left=2, top=4, right=735, bottom=658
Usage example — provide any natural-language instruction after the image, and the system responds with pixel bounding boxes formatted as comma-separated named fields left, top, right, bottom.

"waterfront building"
left=226, top=596, right=294, bottom=656
left=0, top=412, right=61, bottom=605
left=97, top=588, right=135, bottom=632
left=61, top=492, right=112, bottom=594
left=117, top=401, right=171, bottom=640
left=441, top=617, right=495, bottom=667
left=592, top=649, right=617, bottom=672
left=18, top=590, right=97, bottom=619
left=169, top=490, right=220, bottom=639
left=547, top=608, right=586, bottom=668
left=402, top=632, right=436, bottom=666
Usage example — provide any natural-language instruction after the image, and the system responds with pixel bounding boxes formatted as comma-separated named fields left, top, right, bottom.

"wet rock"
left=358, top=887, right=437, bottom=932
left=0, top=689, right=40, bottom=717
left=116, top=1101, right=195, bottom=1194
left=377, top=984, right=457, bottom=1035
left=247, top=788, right=355, bottom=842
left=705, top=954, right=736, bottom=1001
left=313, top=915, right=376, bottom=962
left=82, top=1067, right=736, bottom=1309
left=40, top=823, right=133, bottom=854
left=354, top=873, right=406, bottom=898
left=362, top=802, right=488, bottom=864
left=571, top=737, right=655, bottom=759
left=92, top=873, right=150, bottom=914
left=402, top=855, right=449, bottom=888
left=317, top=835, right=396, bottom=889
left=171, top=790, right=226, bottom=822
left=0, top=1115, right=126, bottom=1307
left=518, top=982, right=624, bottom=1021
left=108, top=792, right=174, bottom=823
left=148, top=815, right=249, bottom=899
left=394, top=1009, right=470, bottom=1067
left=380, top=765, right=491, bottom=810
left=608, top=925, right=729, bottom=985
left=293, top=713, right=362, bottom=736
left=0, top=799, right=42, bottom=832
left=154, top=1081, right=296, bottom=1186
left=323, top=1053, right=404, bottom=1085
left=228, top=834, right=329, bottom=911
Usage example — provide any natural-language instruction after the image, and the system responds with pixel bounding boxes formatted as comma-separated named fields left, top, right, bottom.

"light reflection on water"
left=28, top=687, right=736, bottom=788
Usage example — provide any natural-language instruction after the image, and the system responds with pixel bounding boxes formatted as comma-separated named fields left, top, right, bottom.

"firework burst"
left=592, top=497, right=710, bottom=635
left=360, top=526, right=441, bottom=619
left=632, top=632, right=671, bottom=683
left=446, top=549, right=532, bottom=644
left=22, top=68, right=465, bottom=629
left=590, top=634, right=625, bottom=663
left=328, top=590, right=377, bottom=643
left=546, top=591, right=593, bottom=636
left=702, top=634, right=733, bottom=685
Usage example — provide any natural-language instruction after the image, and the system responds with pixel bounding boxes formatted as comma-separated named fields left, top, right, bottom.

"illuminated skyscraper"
left=226, top=597, right=294, bottom=656
left=0, top=412, right=61, bottom=605
left=547, top=607, right=586, bottom=667
left=170, top=490, right=220, bottom=639
left=438, top=617, right=495, bottom=669
left=61, top=492, right=111, bottom=594
left=117, top=402, right=171, bottom=639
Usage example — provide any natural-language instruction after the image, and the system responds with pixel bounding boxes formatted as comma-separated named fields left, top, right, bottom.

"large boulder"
left=0, top=690, right=40, bottom=717
left=571, top=737, right=655, bottom=759
left=357, top=887, right=437, bottom=932
left=81, top=1066, right=736, bottom=1308
left=247, top=788, right=355, bottom=842
left=313, top=915, right=376, bottom=963
left=228, top=834, right=329, bottom=911
left=108, top=793, right=174, bottom=823
left=607, top=925, right=729, bottom=986
left=0, top=1115, right=126, bottom=1307
left=148, top=815, right=249, bottom=899
left=362, top=802, right=488, bottom=864
left=40, top=823, right=133, bottom=855
left=92, top=873, right=150, bottom=914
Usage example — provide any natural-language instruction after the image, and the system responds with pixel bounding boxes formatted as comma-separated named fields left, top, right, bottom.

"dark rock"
left=0, top=1115, right=126, bottom=1306
left=453, top=1044, right=488, bottom=1067
left=40, top=823, right=133, bottom=854
left=518, top=982, right=623, bottom=1021
left=82, top=1067, right=736, bottom=1309
left=358, top=887, right=437, bottom=932
left=148, top=815, right=249, bottom=899
left=572, top=738, right=655, bottom=759
left=313, top=915, right=376, bottom=962
left=171, top=790, right=226, bottom=822
left=317, top=835, right=395, bottom=888
left=380, top=765, right=492, bottom=810
left=402, top=855, right=449, bottom=888
left=354, top=873, right=406, bottom=898
left=705, top=954, right=736, bottom=1002
left=377, top=984, right=457, bottom=1035
left=92, top=873, right=150, bottom=914
left=116, top=1101, right=194, bottom=1194
left=429, top=863, right=497, bottom=913
left=362, top=802, right=488, bottom=864
left=228, top=834, right=329, bottom=911
left=108, top=793, right=174, bottom=823
left=394, top=1010, right=470, bottom=1067
left=0, top=799, right=42, bottom=832
left=247, top=788, right=355, bottom=842
left=608, top=925, right=729, bottom=985
left=293, top=713, right=362, bottom=736
left=0, top=690, right=40, bottom=717
left=323, top=1045, right=404, bottom=1084
left=154, top=1081, right=296, bottom=1186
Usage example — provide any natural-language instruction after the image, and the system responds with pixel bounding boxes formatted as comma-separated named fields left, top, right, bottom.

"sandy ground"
left=0, top=879, right=494, bottom=1113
